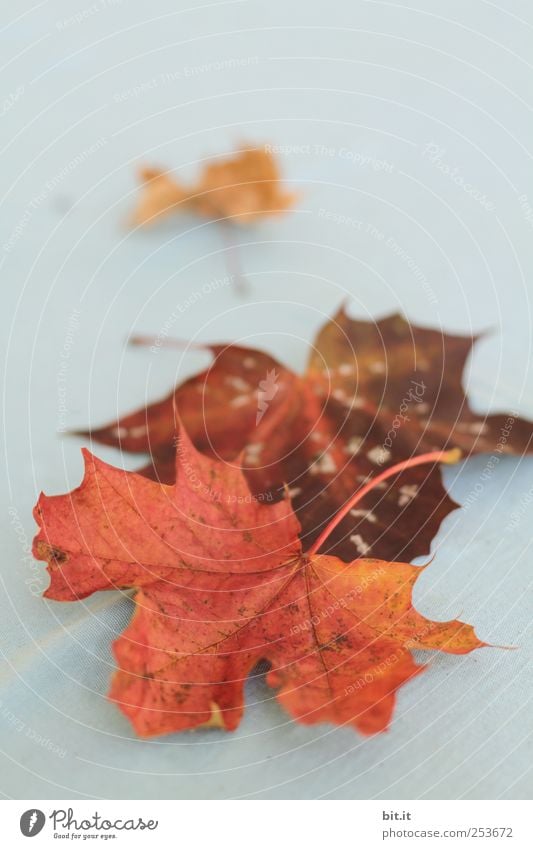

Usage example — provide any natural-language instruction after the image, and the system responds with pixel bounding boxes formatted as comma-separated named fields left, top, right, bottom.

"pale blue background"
left=1, top=0, right=532, bottom=799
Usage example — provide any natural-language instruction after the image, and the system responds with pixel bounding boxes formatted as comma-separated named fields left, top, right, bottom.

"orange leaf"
left=131, top=146, right=297, bottom=226
left=33, top=426, right=484, bottom=738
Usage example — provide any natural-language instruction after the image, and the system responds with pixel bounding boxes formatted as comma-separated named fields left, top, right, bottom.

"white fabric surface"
left=1, top=0, right=532, bottom=800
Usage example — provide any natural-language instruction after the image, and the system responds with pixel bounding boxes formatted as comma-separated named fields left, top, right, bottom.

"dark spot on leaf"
left=36, top=541, right=68, bottom=565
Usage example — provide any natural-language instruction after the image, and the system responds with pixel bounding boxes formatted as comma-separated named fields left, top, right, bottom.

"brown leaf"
left=80, top=308, right=533, bottom=564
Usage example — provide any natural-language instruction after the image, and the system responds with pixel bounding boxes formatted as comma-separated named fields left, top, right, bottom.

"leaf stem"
left=128, top=336, right=209, bottom=351
left=307, top=447, right=462, bottom=556
left=219, top=220, right=249, bottom=296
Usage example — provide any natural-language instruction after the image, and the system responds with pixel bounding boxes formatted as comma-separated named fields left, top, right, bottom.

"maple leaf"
left=130, top=146, right=296, bottom=227
left=80, top=307, right=533, bottom=564
left=33, top=428, right=483, bottom=737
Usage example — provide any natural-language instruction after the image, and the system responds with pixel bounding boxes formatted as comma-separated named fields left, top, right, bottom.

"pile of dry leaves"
left=32, top=147, right=533, bottom=739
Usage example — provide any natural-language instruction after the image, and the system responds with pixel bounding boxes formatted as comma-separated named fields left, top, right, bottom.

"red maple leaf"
left=33, top=428, right=483, bottom=737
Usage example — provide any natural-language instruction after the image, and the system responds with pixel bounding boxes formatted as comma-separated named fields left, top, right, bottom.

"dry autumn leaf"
left=33, top=427, right=483, bottom=737
left=131, top=146, right=296, bottom=227
left=81, top=306, right=533, bottom=564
